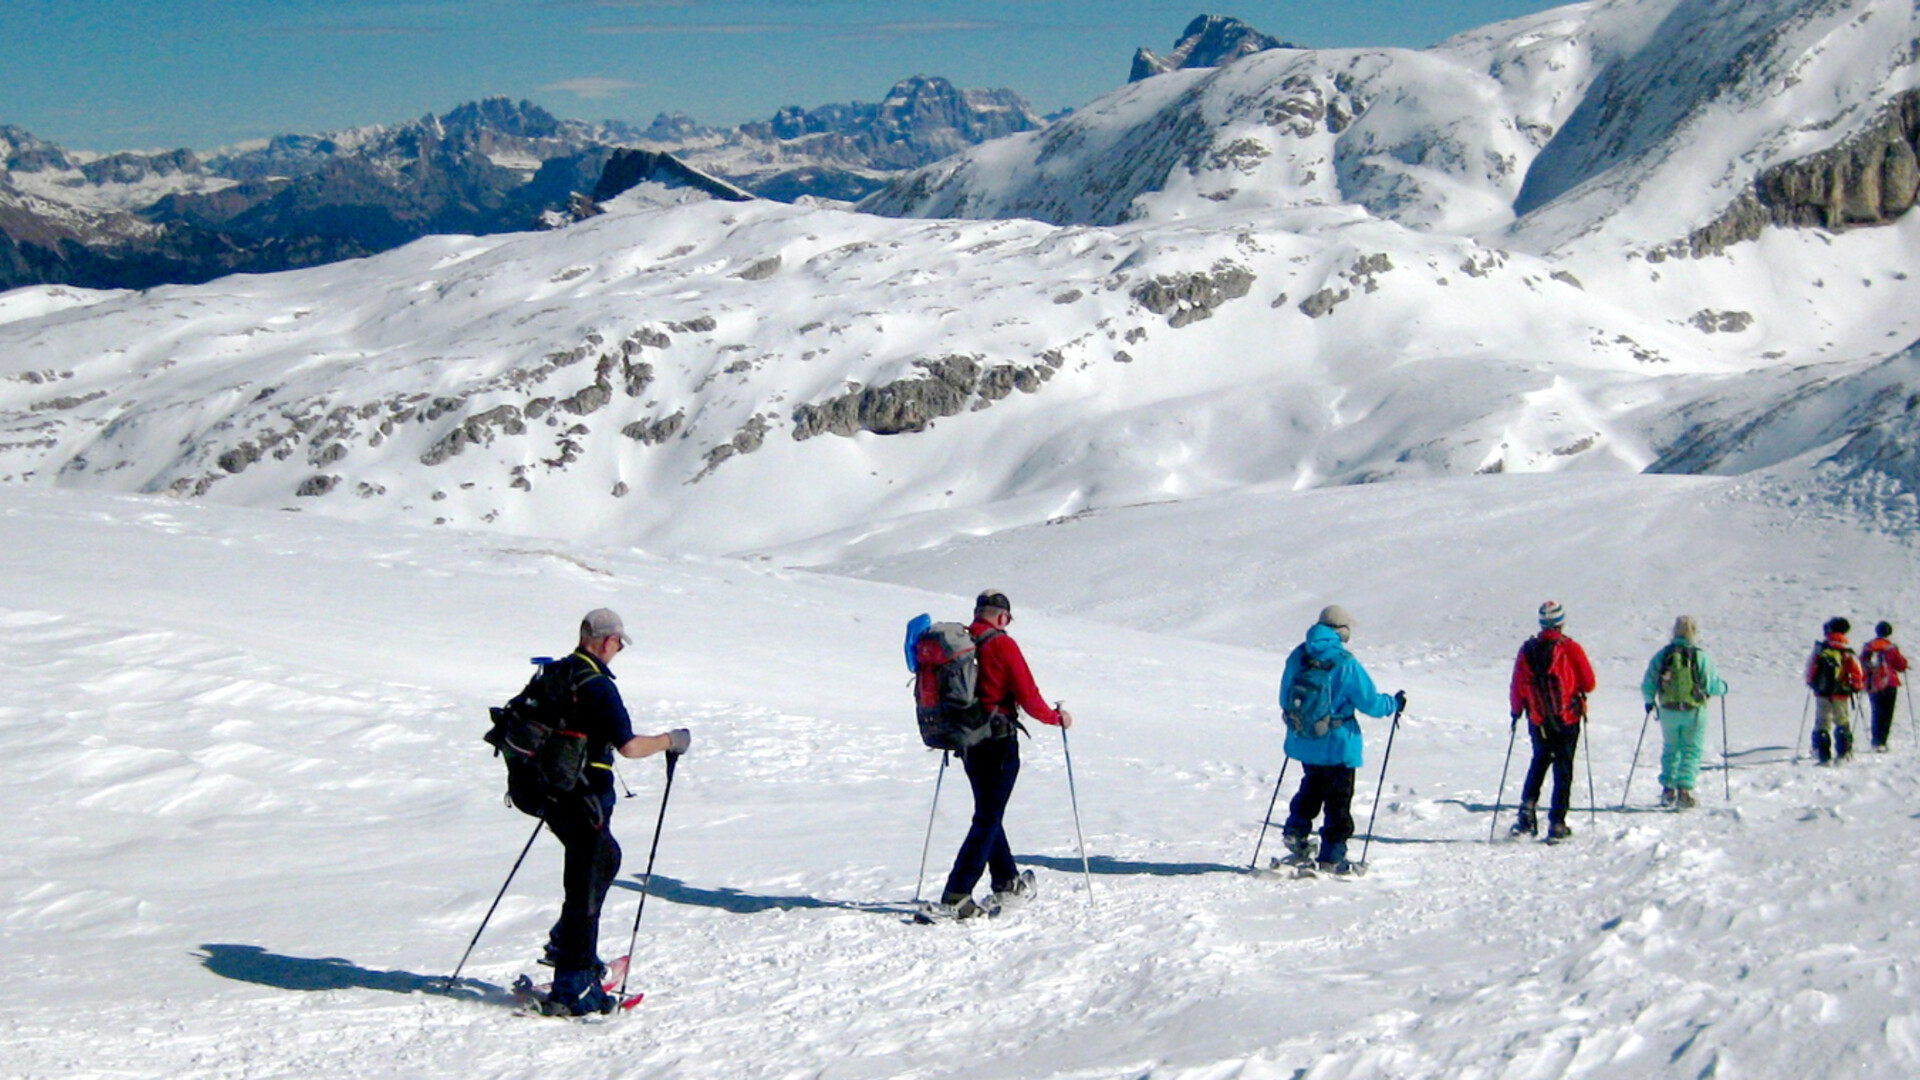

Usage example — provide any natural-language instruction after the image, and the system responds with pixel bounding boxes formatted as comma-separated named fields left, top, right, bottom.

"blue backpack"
left=1283, top=654, right=1344, bottom=738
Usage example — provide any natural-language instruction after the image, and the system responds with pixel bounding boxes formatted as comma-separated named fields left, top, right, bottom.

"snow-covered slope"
left=1, top=0, right=1917, bottom=564
left=5, top=461, right=1919, bottom=1079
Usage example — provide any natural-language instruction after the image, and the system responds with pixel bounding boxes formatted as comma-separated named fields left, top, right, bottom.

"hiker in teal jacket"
left=1640, top=615, right=1728, bottom=809
left=1276, top=607, right=1403, bottom=872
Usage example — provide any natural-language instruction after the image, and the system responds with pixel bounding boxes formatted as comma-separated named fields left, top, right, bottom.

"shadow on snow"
left=196, top=943, right=502, bottom=1002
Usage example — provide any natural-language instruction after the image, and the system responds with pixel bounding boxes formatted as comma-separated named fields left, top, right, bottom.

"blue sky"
left=3, top=1, right=1571, bottom=153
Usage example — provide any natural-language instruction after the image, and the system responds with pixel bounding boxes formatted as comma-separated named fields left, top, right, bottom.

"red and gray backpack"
left=906, top=616, right=1004, bottom=752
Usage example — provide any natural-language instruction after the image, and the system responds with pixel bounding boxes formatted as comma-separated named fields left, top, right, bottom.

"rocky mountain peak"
left=1, top=125, right=81, bottom=174
left=1129, top=13, right=1296, bottom=82
left=440, top=97, right=565, bottom=140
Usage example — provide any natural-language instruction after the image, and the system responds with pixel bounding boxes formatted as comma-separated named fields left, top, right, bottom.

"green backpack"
left=1656, top=643, right=1707, bottom=710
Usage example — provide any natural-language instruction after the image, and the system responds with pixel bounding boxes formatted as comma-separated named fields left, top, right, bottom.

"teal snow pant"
left=1658, top=706, right=1709, bottom=791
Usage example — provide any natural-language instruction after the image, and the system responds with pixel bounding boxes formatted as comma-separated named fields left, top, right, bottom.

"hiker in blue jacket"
left=1277, top=606, right=1405, bottom=873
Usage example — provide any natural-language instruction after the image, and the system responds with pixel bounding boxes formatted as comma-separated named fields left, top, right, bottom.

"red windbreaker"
left=1509, top=628, right=1597, bottom=726
left=969, top=619, right=1063, bottom=726
left=1862, top=636, right=1908, bottom=691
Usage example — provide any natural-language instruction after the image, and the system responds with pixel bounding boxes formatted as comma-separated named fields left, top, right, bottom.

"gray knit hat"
left=1673, top=615, right=1698, bottom=641
left=1318, top=605, right=1354, bottom=642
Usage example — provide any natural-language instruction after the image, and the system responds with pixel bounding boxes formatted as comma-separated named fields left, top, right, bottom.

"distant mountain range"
left=0, top=75, right=1046, bottom=292
left=5, top=1, right=1917, bottom=556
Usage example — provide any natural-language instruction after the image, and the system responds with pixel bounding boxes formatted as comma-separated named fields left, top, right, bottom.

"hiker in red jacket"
left=935, top=590, right=1074, bottom=918
left=1507, top=601, right=1597, bottom=840
left=1806, top=617, right=1867, bottom=763
left=1861, top=621, right=1910, bottom=752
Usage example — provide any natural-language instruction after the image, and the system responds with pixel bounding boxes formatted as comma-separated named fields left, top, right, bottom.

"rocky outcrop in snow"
left=1679, top=90, right=1920, bottom=256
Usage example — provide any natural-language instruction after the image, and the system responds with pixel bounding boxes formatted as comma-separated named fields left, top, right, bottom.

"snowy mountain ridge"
left=0, top=0, right=1917, bottom=560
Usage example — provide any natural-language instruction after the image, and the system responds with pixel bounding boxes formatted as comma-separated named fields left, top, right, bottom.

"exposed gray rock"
left=1682, top=90, right=1920, bottom=256
left=1299, top=287, right=1350, bottom=318
left=792, top=355, right=983, bottom=439
left=1689, top=310, right=1754, bottom=334
left=296, top=475, right=339, bottom=497
left=733, top=256, right=782, bottom=281
left=621, top=410, right=686, bottom=444
left=420, top=404, right=525, bottom=465
left=1130, top=263, right=1256, bottom=327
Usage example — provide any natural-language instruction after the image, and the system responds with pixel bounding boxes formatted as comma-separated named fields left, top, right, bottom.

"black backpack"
left=483, top=656, right=604, bottom=819
left=909, top=618, right=1005, bottom=752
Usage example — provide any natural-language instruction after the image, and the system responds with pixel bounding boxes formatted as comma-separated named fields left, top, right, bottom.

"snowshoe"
left=914, top=894, right=987, bottom=923
left=1674, top=789, right=1697, bottom=810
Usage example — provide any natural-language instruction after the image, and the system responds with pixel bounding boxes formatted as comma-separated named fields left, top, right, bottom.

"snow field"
left=2, top=461, right=1917, bottom=1078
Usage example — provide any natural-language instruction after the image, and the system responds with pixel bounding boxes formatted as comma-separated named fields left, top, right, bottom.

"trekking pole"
left=1489, top=716, right=1518, bottom=844
left=1249, top=756, right=1292, bottom=869
left=1906, top=685, right=1914, bottom=750
left=1620, top=706, right=1652, bottom=810
left=1355, top=703, right=1404, bottom=872
left=617, top=751, right=679, bottom=1000
left=1582, top=717, right=1597, bottom=828
left=1719, top=695, right=1732, bottom=800
left=912, top=751, right=950, bottom=903
left=445, top=815, right=546, bottom=990
left=1794, top=691, right=1810, bottom=763
left=1058, top=709, right=1094, bottom=902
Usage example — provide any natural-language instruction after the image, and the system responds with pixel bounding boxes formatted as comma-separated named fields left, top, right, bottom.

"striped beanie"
left=1538, top=600, right=1565, bottom=628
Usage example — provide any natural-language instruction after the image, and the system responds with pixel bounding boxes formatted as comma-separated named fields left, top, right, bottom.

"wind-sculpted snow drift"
left=1, top=0, right=1918, bottom=557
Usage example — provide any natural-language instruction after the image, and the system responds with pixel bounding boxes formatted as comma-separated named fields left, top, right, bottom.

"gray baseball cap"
left=580, top=607, right=632, bottom=645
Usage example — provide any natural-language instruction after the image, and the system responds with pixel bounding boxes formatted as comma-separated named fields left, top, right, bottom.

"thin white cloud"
left=540, top=77, right=641, bottom=99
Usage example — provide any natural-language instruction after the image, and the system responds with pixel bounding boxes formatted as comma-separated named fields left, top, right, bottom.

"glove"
left=667, top=728, right=692, bottom=754
left=1394, top=689, right=1407, bottom=713
left=1644, top=702, right=1654, bottom=714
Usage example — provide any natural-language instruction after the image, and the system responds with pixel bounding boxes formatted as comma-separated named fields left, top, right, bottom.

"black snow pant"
left=1521, top=720, right=1580, bottom=825
left=1870, top=688, right=1899, bottom=748
left=1283, top=763, right=1356, bottom=863
left=943, top=733, right=1020, bottom=900
left=545, top=794, right=622, bottom=973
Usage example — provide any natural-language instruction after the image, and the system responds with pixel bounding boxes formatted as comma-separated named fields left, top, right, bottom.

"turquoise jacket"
left=1279, top=623, right=1398, bottom=768
left=1640, top=636, right=1729, bottom=714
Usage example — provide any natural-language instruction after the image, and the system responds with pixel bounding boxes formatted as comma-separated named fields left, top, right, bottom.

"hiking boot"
left=1675, top=788, right=1697, bottom=809
left=1510, top=804, right=1538, bottom=837
left=1547, top=821, right=1573, bottom=841
left=1835, top=725, right=1855, bottom=761
left=1659, top=787, right=1676, bottom=808
left=1282, top=832, right=1314, bottom=862
left=1875, top=743, right=1891, bottom=753
left=991, top=869, right=1037, bottom=908
left=1813, top=729, right=1832, bottom=765
left=547, top=968, right=616, bottom=1016
left=1316, top=859, right=1355, bottom=876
